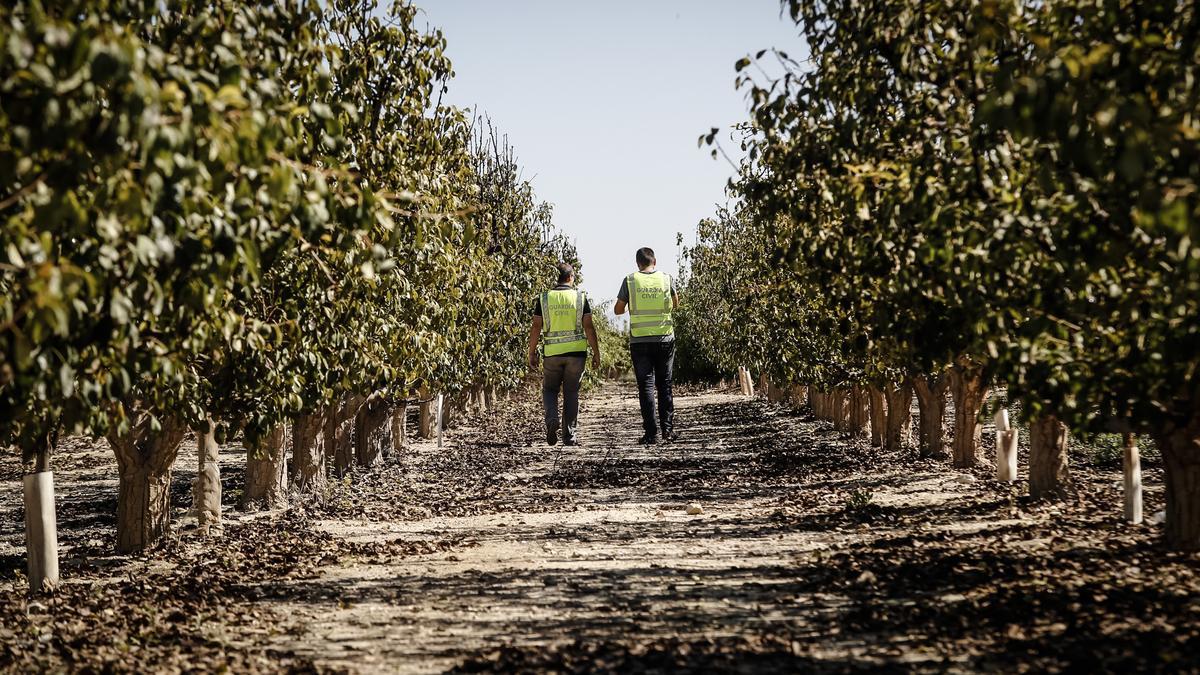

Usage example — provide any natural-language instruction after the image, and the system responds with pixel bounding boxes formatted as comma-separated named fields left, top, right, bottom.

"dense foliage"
left=0, top=0, right=580, bottom=552
left=684, top=0, right=1200, bottom=547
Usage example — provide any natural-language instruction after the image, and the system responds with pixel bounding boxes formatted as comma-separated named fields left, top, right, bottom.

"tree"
left=2, top=0, right=584, bottom=560
left=0, top=0, right=387, bottom=552
left=692, top=0, right=1200, bottom=549
left=982, top=0, right=1200, bottom=546
left=729, top=0, right=1053, bottom=467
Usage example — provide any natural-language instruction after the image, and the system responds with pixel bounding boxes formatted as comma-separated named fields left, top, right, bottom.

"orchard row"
left=679, top=0, right=1200, bottom=548
left=0, top=0, right=576, bottom=563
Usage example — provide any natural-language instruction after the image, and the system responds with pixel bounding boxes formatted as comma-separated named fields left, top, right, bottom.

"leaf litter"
left=0, top=385, right=1196, bottom=673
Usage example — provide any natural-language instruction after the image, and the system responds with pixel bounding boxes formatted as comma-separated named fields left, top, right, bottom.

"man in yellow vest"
left=528, top=263, right=601, bottom=446
left=614, top=247, right=680, bottom=445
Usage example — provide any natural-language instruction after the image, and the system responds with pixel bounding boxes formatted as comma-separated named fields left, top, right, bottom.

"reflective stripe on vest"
left=627, top=271, right=673, bottom=338
left=542, top=288, right=588, bottom=356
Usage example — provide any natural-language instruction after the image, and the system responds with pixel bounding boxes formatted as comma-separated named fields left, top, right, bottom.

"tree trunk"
left=995, top=429, right=1019, bottom=481
left=419, top=387, right=435, bottom=440
left=21, top=424, right=54, bottom=474
left=847, top=386, right=859, bottom=434
left=790, top=384, right=808, bottom=411
left=355, top=396, right=392, bottom=468
left=913, top=373, right=950, bottom=459
left=328, top=395, right=363, bottom=476
left=485, top=387, right=498, bottom=413
left=391, top=402, right=408, bottom=455
left=191, top=419, right=221, bottom=534
left=1029, top=416, right=1070, bottom=500
left=451, top=391, right=468, bottom=430
left=243, top=426, right=287, bottom=509
left=848, top=385, right=869, bottom=438
left=440, top=394, right=455, bottom=431
left=884, top=381, right=913, bottom=452
left=460, top=388, right=474, bottom=416
left=948, top=362, right=990, bottom=468
left=107, top=410, right=188, bottom=553
left=868, top=386, right=887, bottom=448
left=293, top=409, right=328, bottom=494
left=1155, top=415, right=1200, bottom=550
left=831, top=388, right=847, bottom=431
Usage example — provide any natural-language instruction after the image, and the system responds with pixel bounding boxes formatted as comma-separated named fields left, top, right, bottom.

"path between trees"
left=246, top=384, right=1167, bottom=673
left=3, top=384, right=1196, bottom=673
left=269, top=385, right=981, bottom=672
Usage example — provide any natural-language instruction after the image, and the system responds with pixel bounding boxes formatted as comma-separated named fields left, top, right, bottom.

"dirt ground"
left=1, top=384, right=1198, bottom=673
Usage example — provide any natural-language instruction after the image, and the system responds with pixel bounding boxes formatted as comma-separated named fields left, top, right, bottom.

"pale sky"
left=418, top=0, right=802, bottom=304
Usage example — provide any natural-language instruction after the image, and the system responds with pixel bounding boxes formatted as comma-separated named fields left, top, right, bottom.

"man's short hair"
left=636, top=247, right=656, bottom=268
left=556, top=262, right=575, bottom=284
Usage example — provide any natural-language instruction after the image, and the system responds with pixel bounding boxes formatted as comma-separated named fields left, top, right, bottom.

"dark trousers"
left=631, top=341, right=675, bottom=437
left=543, top=355, right=585, bottom=442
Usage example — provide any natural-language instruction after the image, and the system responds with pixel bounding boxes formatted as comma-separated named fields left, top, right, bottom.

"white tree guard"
left=24, top=471, right=60, bottom=591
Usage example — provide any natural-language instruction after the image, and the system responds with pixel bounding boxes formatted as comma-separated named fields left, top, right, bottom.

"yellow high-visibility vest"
left=627, top=271, right=673, bottom=338
left=541, top=288, right=588, bottom=356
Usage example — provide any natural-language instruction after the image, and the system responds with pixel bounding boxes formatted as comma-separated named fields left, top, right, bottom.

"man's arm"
left=671, top=289, right=680, bottom=309
left=614, top=277, right=629, bottom=315
left=583, top=314, right=601, bottom=369
left=527, top=316, right=542, bottom=369
left=614, top=299, right=627, bottom=315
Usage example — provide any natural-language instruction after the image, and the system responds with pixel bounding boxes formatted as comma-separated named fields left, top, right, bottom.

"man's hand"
left=528, top=317, right=542, bottom=371
left=582, top=314, right=601, bottom=373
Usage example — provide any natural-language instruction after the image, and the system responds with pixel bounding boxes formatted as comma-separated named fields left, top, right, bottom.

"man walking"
left=614, top=247, right=679, bottom=444
left=528, top=263, right=601, bottom=446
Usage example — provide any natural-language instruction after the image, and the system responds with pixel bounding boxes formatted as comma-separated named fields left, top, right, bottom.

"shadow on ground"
left=0, top=385, right=1195, bottom=673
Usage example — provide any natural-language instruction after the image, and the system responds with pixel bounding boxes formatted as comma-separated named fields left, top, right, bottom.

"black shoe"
left=547, top=429, right=558, bottom=446
left=639, top=433, right=658, bottom=445
left=563, top=438, right=579, bottom=447
left=661, top=430, right=679, bottom=443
